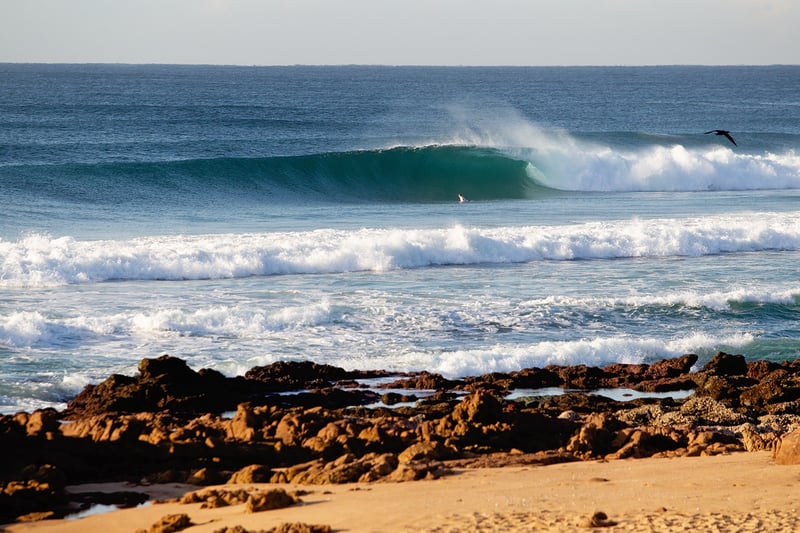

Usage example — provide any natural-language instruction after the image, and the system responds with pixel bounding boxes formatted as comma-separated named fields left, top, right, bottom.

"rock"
left=135, top=513, right=193, bottom=533
left=566, top=413, right=623, bottom=458
left=0, top=464, right=68, bottom=523
left=65, top=355, right=262, bottom=417
left=213, top=525, right=332, bottom=533
left=452, top=390, right=504, bottom=425
left=244, top=361, right=388, bottom=391
left=227, top=464, right=273, bottom=484
left=398, top=441, right=451, bottom=463
left=679, top=396, right=750, bottom=426
left=773, top=429, right=800, bottom=465
left=287, top=453, right=399, bottom=484
left=268, top=524, right=333, bottom=533
left=551, top=364, right=606, bottom=389
left=701, top=352, right=748, bottom=376
left=581, top=511, right=617, bottom=528
left=740, top=374, right=800, bottom=410
left=245, top=489, right=300, bottom=513
left=380, top=371, right=457, bottom=390
left=692, top=374, right=752, bottom=403
left=22, top=409, right=61, bottom=437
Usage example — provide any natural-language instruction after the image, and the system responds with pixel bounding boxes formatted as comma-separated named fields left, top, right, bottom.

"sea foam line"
left=2, top=212, right=800, bottom=287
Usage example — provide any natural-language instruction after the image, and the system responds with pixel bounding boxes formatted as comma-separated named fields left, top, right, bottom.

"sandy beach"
left=6, top=451, right=799, bottom=533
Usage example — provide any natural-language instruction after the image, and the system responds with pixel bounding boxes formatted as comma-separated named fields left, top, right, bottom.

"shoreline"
left=7, top=451, right=800, bottom=532
left=3, top=351, right=800, bottom=529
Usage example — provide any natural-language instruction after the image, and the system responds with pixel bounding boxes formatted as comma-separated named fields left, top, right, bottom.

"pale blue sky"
left=1, top=0, right=798, bottom=65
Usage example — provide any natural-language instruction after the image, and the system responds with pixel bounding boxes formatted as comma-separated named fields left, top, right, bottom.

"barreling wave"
left=5, top=133, right=800, bottom=208
left=1, top=145, right=543, bottom=204
left=4, top=212, right=800, bottom=287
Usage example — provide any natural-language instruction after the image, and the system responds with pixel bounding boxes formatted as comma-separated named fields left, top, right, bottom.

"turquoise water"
left=1, top=64, right=800, bottom=413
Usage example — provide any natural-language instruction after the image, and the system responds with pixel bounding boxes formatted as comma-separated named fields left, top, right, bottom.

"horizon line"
left=2, top=61, right=799, bottom=69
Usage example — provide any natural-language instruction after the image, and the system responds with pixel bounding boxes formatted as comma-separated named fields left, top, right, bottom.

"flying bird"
left=704, top=129, right=737, bottom=146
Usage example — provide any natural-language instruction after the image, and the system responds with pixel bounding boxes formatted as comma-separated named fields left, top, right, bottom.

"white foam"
left=129, top=301, right=332, bottom=337
left=440, top=109, right=800, bottom=192
left=0, top=311, right=49, bottom=347
left=524, top=286, right=800, bottom=312
left=406, top=332, right=755, bottom=379
left=531, top=145, right=800, bottom=192
left=3, top=213, right=800, bottom=287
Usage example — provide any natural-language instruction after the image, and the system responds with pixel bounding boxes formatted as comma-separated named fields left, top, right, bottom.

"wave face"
left=4, top=137, right=800, bottom=211
left=1, top=145, right=540, bottom=205
left=3, top=211, right=800, bottom=287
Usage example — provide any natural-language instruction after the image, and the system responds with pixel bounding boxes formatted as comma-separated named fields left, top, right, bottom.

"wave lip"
left=3, top=212, right=800, bottom=288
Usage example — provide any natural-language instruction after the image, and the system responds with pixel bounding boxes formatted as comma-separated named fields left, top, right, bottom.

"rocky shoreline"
left=3, top=351, right=800, bottom=525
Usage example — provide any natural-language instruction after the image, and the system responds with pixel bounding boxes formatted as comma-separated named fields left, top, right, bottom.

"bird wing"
left=721, top=132, right=737, bottom=146
left=704, top=130, right=717, bottom=134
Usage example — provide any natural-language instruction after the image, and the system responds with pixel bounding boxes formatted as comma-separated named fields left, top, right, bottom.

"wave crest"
left=4, top=212, right=800, bottom=287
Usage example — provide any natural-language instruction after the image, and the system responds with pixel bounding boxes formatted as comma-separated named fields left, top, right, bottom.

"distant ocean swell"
left=3, top=139, right=800, bottom=205
left=3, top=212, right=800, bottom=288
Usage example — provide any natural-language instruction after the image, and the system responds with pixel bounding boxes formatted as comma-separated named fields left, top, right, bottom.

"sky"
left=1, top=0, right=798, bottom=66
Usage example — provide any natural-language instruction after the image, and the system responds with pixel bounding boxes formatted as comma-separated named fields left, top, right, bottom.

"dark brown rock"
left=701, top=352, right=748, bottom=376
left=64, top=355, right=264, bottom=417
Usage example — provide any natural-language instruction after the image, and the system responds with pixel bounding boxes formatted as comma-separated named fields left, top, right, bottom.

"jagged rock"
left=285, top=453, right=398, bottom=484
left=679, top=396, right=750, bottom=426
left=227, top=464, right=273, bottom=484
left=507, top=367, right=562, bottom=389
left=135, top=513, right=193, bottom=533
left=386, top=460, right=448, bottom=481
left=380, top=371, right=457, bottom=390
left=186, top=467, right=224, bottom=485
left=452, top=389, right=504, bottom=425
left=740, top=374, right=800, bottom=410
left=245, top=489, right=300, bottom=513
left=65, top=354, right=262, bottom=417
left=244, top=361, right=388, bottom=391
left=701, top=352, right=748, bottom=376
left=0, top=464, right=68, bottom=523
left=566, top=413, right=624, bottom=458
left=16, top=409, right=61, bottom=437
left=6, top=354, right=800, bottom=524
left=692, top=374, right=754, bottom=403
left=398, top=440, right=452, bottom=463
left=607, top=428, right=684, bottom=459
left=550, top=364, right=606, bottom=389
left=747, top=360, right=783, bottom=380
left=773, top=428, right=800, bottom=465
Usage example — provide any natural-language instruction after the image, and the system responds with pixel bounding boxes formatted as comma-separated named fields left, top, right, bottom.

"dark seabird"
left=704, top=129, right=737, bottom=146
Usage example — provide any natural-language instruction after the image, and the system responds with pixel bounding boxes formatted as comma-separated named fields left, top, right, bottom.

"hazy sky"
left=1, top=0, right=798, bottom=65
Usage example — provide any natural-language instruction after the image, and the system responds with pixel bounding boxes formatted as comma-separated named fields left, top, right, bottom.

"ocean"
left=1, top=63, right=799, bottom=414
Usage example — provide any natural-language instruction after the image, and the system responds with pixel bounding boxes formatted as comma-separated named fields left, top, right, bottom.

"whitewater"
left=1, top=64, right=800, bottom=413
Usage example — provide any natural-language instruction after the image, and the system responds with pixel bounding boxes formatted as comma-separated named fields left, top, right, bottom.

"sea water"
left=1, top=64, right=799, bottom=414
